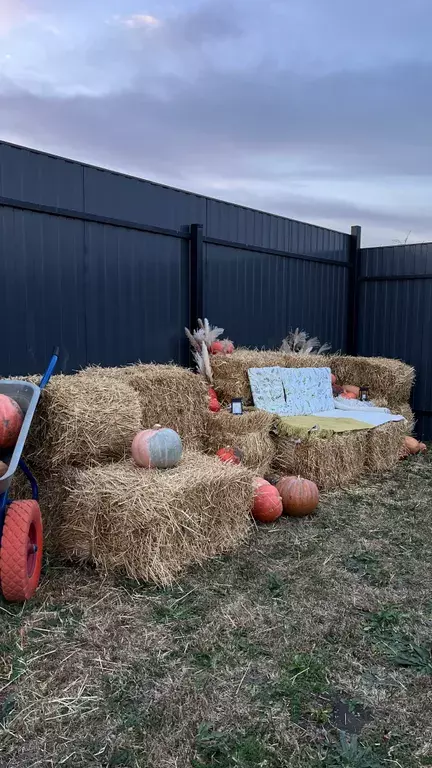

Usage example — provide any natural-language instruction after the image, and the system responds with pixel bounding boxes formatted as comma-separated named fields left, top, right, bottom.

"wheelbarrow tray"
left=0, top=380, right=41, bottom=496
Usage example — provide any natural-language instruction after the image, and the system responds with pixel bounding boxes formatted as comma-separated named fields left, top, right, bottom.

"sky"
left=0, top=0, right=431, bottom=246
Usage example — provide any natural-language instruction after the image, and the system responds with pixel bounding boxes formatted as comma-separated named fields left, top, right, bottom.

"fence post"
left=189, top=223, right=204, bottom=354
left=346, top=225, right=361, bottom=355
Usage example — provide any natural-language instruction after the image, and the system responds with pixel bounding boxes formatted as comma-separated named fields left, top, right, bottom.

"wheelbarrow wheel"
left=0, top=500, right=43, bottom=602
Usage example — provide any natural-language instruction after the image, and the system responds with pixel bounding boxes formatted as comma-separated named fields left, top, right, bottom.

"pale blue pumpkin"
left=132, top=427, right=182, bottom=468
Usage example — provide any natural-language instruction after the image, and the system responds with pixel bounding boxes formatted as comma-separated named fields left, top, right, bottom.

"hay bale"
left=211, top=349, right=334, bottom=406
left=272, top=429, right=367, bottom=490
left=80, top=364, right=207, bottom=450
left=282, top=354, right=332, bottom=370
left=365, top=421, right=407, bottom=474
left=25, top=375, right=142, bottom=468
left=372, top=399, right=415, bottom=435
left=211, top=350, right=287, bottom=405
left=330, top=355, right=414, bottom=407
left=205, top=408, right=276, bottom=475
left=48, top=452, right=253, bottom=585
left=397, top=404, right=415, bottom=434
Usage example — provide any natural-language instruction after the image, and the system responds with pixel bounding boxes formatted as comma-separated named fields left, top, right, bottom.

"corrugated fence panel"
left=0, top=142, right=84, bottom=210
left=203, top=245, right=349, bottom=351
left=358, top=242, right=432, bottom=439
left=0, top=206, right=86, bottom=374
left=84, top=165, right=207, bottom=231
left=85, top=224, right=190, bottom=367
left=0, top=140, right=351, bottom=376
left=204, top=198, right=350, bottom=351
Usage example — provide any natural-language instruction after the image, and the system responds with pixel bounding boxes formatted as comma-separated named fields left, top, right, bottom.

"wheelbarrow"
left=0, top=348, right=59, bottom=602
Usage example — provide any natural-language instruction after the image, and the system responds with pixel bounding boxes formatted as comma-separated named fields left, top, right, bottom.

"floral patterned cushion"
left=248, top=367, right=289, bottom=414
left=248, top=366, right=334, bottom=416
left=279, top=367, right=334, bottom=415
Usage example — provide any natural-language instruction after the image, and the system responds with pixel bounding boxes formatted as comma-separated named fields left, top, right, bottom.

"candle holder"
left=231, top=398, right=243, bottom=415
left=360, top=386, right=369, bottom=402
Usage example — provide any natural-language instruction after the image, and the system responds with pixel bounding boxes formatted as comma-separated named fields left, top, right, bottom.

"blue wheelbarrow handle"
left=39, top=347, right=59, bottom=390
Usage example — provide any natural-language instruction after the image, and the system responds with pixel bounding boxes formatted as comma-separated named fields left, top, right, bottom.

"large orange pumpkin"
left=0, top=395, right=24, bottom=449
left=276, top=476, right=319, bottom=517
left=252, top=478, right=283, bottom=523
left=132, top=427, right=182, bottom=468
left=343, top=385, right=360, bottom=398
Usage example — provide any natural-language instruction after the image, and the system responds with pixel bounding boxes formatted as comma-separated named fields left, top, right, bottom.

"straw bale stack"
left=79, top=364, right=207, bottom=449
left=35, top=452, right=254, bottom=585
left=365, top=420, right=408, bottom=474
left=211, top=349, right=414, bottom=411
left=23, top=374, right=142, bottom=468
left=272, top=429, right=367, bottom=491
left=211, top=350, right=286, bottom=405
left=330, top=355, right=414, bottom=407
left=205, top=408, right=276, bottom=475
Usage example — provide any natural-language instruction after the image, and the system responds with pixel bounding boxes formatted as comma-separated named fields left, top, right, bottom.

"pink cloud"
left=0, top=0, right=30, bottom=34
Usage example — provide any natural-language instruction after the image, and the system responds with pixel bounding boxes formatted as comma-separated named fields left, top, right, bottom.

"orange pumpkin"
left=342, top=385, right=360, bottom=398
left=222, top=340, right=234, bottom=354
left=276, top=476, right=319, bottom=517
left=0, top=395, right=24, bottom=449
left=210, top=341, right=225, bottom=354
left=217, top=447, right=242, bottom=465
left=404, top=436, right=421, bottom=455
left=340, top=391, right=357, bottom=400
left=419, top=442, right=427, bottom=453
left=252, top=478, right=283, bottom=523
left=208, top=387, right=221, bottom=412
left=132, top=427, right=182, bottom=468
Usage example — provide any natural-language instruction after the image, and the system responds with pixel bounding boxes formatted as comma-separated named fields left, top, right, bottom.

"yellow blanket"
left=277, top=414, right=374, bottom=440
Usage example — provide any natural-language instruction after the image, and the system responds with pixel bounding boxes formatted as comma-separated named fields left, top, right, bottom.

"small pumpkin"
left=276, top=475, right=319, bottom=517
left=0, top=395, right=24, bottom=449
left=217, top=447, right=242, bottom=465
left=210, top=341, right=225, bottom=354
left=342, top=385, right=360, bottom=398
left=403, top=436, right=421, bottom=455
left=132, top=427, right=182, bottom=468
left=340, top=391, right=357, bottom=400
left=208, top=387, right=221, bottom=412
left=252, top=478, right=283, bottom=523
left=222, top=340, right=234, bottom=354
left=0, top=461, right=9, bottom=477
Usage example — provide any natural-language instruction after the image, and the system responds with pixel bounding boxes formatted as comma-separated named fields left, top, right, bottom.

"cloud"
left=121, top=14, right=160, bottom=29
left=0, top=0, right=29, bottom=34
left=0, top=0, right=431, bottom=246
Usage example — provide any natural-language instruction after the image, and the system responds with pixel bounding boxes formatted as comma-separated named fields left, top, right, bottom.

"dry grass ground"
left=1, top=452, right=432, bottom=768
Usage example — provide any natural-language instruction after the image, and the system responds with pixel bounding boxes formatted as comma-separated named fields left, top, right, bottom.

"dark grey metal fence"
left=0, top=141, right=352, bottom=375
left=3, top=142, right=430, bottom=436
left=358, top=242, right=432, bottom=439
